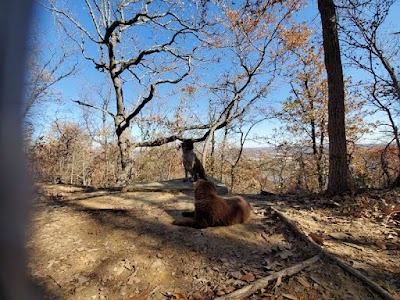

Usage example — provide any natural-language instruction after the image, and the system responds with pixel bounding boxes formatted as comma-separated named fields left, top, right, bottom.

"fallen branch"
left=271, top=207, right=397, bottom=300
left=214, top=254, right=321, bottom=300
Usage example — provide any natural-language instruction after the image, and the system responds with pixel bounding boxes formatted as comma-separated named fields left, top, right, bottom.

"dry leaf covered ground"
left=27, top=181, right=400, bottom=300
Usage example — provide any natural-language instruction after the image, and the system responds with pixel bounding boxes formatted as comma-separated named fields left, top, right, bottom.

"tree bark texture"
left=115, top=115, right=134, bottom=185
left=318, top=0, right=349, bottom=194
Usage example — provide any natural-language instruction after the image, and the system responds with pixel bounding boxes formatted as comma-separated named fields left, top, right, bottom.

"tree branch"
left=115, top=28, right=192, bottom=76
left=214, top=255, right=321, bottom=300
left=73, top=100, right=115, bottom=119
left=45, top=0, right=102, bottom=43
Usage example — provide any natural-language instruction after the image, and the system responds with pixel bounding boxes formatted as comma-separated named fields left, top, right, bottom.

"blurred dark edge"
left=0, top=1, right=39, bottom=299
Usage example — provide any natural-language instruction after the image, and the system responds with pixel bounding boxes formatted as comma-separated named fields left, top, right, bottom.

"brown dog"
left=180, top=140, right=206, bottom=182
left=173, top=179, right=251, bottom=228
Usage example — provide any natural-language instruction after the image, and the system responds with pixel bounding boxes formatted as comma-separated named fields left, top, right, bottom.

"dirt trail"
left=27, top=182, right=400, bottom=300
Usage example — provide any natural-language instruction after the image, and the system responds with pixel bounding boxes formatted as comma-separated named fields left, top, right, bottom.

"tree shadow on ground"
left=31, top=184, right=399, bottom=299
left=41, top=186, right=314, bottom=270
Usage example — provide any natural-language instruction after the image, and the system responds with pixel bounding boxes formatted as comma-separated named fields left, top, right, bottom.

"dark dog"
left=180, top=140, right=206, bottom=182
left=173, top=179, right=251, bottom=228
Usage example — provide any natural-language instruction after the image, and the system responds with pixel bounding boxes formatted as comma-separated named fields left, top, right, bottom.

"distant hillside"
left=242, top=143, right=387, bottom=158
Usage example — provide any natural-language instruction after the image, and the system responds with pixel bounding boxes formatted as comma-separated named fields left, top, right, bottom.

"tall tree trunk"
left=109, top=36, right=135, bottom=186
left=381, top=144, right=391, bottom=187
left=318, top=125, right=326, bottom=190
left=219, top=127, right=229, bottom=181
left=304, top=79, right=325, bottom=191
left=115, top=115, right=134, bottom=186
left=70, top=152, right=75, bottom=185
left=210, top=133, right=215, bottom=177
left=318, top=0, right=349, bottom=194
left=82, top=151, right=86, bottom=186
left=310, top=103, right=324, bottom=191
left=385, top=107, right=400, bottom=187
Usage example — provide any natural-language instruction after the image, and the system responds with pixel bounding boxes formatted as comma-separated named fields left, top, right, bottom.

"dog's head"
left=194, top=179, right=216, bottom=198
left=181, top=140, right=194, bottom=151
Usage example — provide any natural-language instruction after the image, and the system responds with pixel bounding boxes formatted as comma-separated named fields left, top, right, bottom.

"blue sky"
left=30, top=0, right=400, bottom=147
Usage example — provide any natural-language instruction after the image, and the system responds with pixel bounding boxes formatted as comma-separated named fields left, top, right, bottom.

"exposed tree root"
left=271, top=207, right=397, bottom=300
left=214, top=254, right=321, bottom=300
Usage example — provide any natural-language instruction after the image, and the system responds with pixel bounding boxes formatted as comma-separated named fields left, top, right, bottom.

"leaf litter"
left=27, top=184, right=400, bottom=299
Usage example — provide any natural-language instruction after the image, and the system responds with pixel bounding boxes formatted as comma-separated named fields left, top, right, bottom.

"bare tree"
left=42, top=0, right=306, bottom=185
left=228, top=117, right=268, bottom=193
left=79, top=79, right=116, bottom=186
left=279, top=45, right=328, bottom=192
left=199, top=0, right=307, bottom=168
left=318, top=0, right=349, bottom=194
left=42, top=0, right=209, bottom=184
left=338, top=0, right=400, bottom=186
left=280, top=42, right=370, bottom=192
left=24, top=30, right=77, bottom=121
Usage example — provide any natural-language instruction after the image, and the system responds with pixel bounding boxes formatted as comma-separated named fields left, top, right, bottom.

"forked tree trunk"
left=318, top=0, right=349, bottom=194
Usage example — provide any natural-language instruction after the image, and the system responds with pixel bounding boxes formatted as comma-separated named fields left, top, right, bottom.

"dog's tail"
left=198, top=163, right=206, bottom=179
left=195, top=157, right=207, bottom=180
